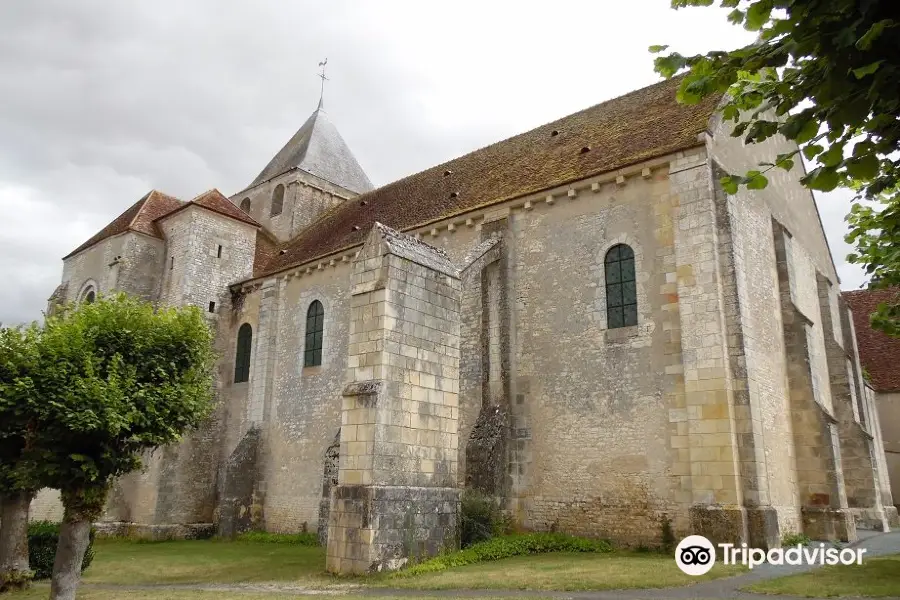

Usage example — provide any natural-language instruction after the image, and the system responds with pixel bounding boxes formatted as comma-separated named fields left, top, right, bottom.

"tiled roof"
left=248, top=105, right=373, bottom=194
left=843, top=288, right=900, bottom=393
left=63, top=190, right=183, bottom=259
left=66, top=189, right=261, bottom=260
left=159, top=189, right=260, bottom=228
left=257, top=76, right=720, bottom=278
left=253, top=227, right=280, bottom=278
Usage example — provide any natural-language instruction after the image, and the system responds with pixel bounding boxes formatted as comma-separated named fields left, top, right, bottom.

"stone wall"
left=872, top=390, right=899, bottom=510
left=61, top=231, right=165, bottom=304
left=225, top=221, right=482, bottom=537
left=867, top=387, right=896, bottom=513
left=705, top=112, right=858, bottom=544
left=157, top=205, right=258, bottom=312
left=507, top=162, right=686, bottom=546
left=257, top=263, right=351, bottom=532
left=30, top=489, right=64, bottom=522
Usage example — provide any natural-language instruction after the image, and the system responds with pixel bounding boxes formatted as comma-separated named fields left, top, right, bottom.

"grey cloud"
left=0, top=0, right=866, bottom=324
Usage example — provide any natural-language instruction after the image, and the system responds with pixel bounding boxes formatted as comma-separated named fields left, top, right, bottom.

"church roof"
left=843, top=288, right=900, bottom=393
left=256, top=76, right=721, bottom=279
left=64, top=189, right=261, bottom=260
left=247, top=105, right=374, bottom=194
left=63, top=190, right=184, bottom=259
left=158, top=189, right=260, bottom=228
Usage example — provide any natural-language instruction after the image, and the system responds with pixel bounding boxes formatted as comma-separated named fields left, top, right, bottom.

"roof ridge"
left=249, top=74, right=718, bottom=280
left=124, top=190, right=154, bottom=230
left=275, top=77, right=694, bottom=254
left=191, top=188, right=222, bottom=200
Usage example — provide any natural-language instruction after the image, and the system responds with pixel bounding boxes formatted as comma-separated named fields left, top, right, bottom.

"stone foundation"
left=689, top=505, right=748, bottom=547
left=746, top=507, right=780, bottom=549
left=94, top=521, right=215, bottom=540
left=801, top=507, right=856, bottom=542
left=326, top=485, right=460, bottom=573
left=851, top=507, right=890, bottom=531
left=884, top=505, right=899, bottom=528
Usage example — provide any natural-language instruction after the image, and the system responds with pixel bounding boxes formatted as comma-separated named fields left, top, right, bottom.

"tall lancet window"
left=304, top=300, right=324, bottom=367
left=605, top=244, right=637, bottom=328
left=271, top=184, right=285, bottom=217
left=240, top=198, right=251, bottom=213
left=234, top=323, right=252, bottom=383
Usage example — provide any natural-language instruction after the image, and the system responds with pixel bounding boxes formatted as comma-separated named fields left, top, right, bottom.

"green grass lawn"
left=385, top=551, right=745, bottom=591
left=5, top=537, right=745, bottom=599
left=10, top=589, right=538, bottom=600
left=79, top=539, right=337, bottom=586
left=745, top=553, right=900, bottom=598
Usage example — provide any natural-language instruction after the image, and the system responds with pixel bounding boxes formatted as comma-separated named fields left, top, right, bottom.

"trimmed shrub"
left=395, top=532, right=613, bottom=577
left=459, top=490, right=510, bottom=548
left=27, top=521, right=95, bottom=580
left=234, top=531, right=319, bottom=545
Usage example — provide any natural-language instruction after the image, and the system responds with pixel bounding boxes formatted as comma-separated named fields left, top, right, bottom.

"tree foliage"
left=21, top=294, right=217, bottom=506
left=1, top=293, right=217, bottom=599
left=0, top=323, right=41, bottom=496
left=652, top=0, right=900, bottom=335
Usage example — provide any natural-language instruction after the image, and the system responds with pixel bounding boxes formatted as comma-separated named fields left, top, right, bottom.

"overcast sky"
left=0, top=0, right=865, bottom=325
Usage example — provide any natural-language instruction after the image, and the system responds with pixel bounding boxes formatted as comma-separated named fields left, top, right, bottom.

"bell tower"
left=229, top=62, right=373, bottom=241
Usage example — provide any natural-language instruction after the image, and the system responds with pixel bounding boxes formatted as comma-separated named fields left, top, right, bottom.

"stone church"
left=35, top=76, right=897, bottom=571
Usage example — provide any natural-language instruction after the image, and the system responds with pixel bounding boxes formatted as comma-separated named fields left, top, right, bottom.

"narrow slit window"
left=217, top=245, right=223, bottom=258
left=208, top=301, right=216, bottom=313
left=234, top=323, right=252, bottom=383
left=304, top=300, right=324, bottom=367
left=271, top=184, right=284, bottom=217
left=170, top=256, right=174, bottom=270
left=605, top=244, right=637, bottom=328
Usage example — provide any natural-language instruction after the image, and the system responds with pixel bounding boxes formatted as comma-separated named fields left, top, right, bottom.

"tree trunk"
left=48, top=519, right=91, bottom=600
left=50, top=486, right=106, bottom=600
left=0, top=490, right=34, bottom=592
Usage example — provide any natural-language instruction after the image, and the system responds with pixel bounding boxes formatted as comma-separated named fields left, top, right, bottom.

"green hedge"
left=395, top=533, right=614, bottom=577
left=28, top=521, right=95, bottom=580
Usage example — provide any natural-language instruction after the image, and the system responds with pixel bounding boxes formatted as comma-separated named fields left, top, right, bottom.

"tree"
left=651, top=0, right=900, bottom=335
left=19, top=294, right=216, bottom=600
left=0, top=324, right=41, bottom=592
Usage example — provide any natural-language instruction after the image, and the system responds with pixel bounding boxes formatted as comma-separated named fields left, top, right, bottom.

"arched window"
left=304, top=300, right=324, bottom=367
left=78, top=282, right=97, bottom=304
left=270, top=185, right=284, bottom=217
left=240, top=198, right=251, bottom=213
left=605, top=244, right=637, bottom=328
left=234, top=323, right=252, bottom=383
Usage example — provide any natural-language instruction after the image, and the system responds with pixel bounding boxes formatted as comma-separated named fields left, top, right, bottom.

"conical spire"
left=249, top=104, right=372, bottom=194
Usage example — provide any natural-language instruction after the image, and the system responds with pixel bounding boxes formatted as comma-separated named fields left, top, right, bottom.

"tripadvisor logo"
left=675, top=535, right=867, bottom=575
left=675, top=535, right=716, bottom=576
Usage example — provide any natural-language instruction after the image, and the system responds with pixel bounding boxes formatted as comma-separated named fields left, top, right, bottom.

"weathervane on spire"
left=317, top=58, right=328, bottom=109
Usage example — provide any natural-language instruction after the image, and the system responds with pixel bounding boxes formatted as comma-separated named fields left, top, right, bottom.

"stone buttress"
left=326, top=223, right=462, bottom=574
